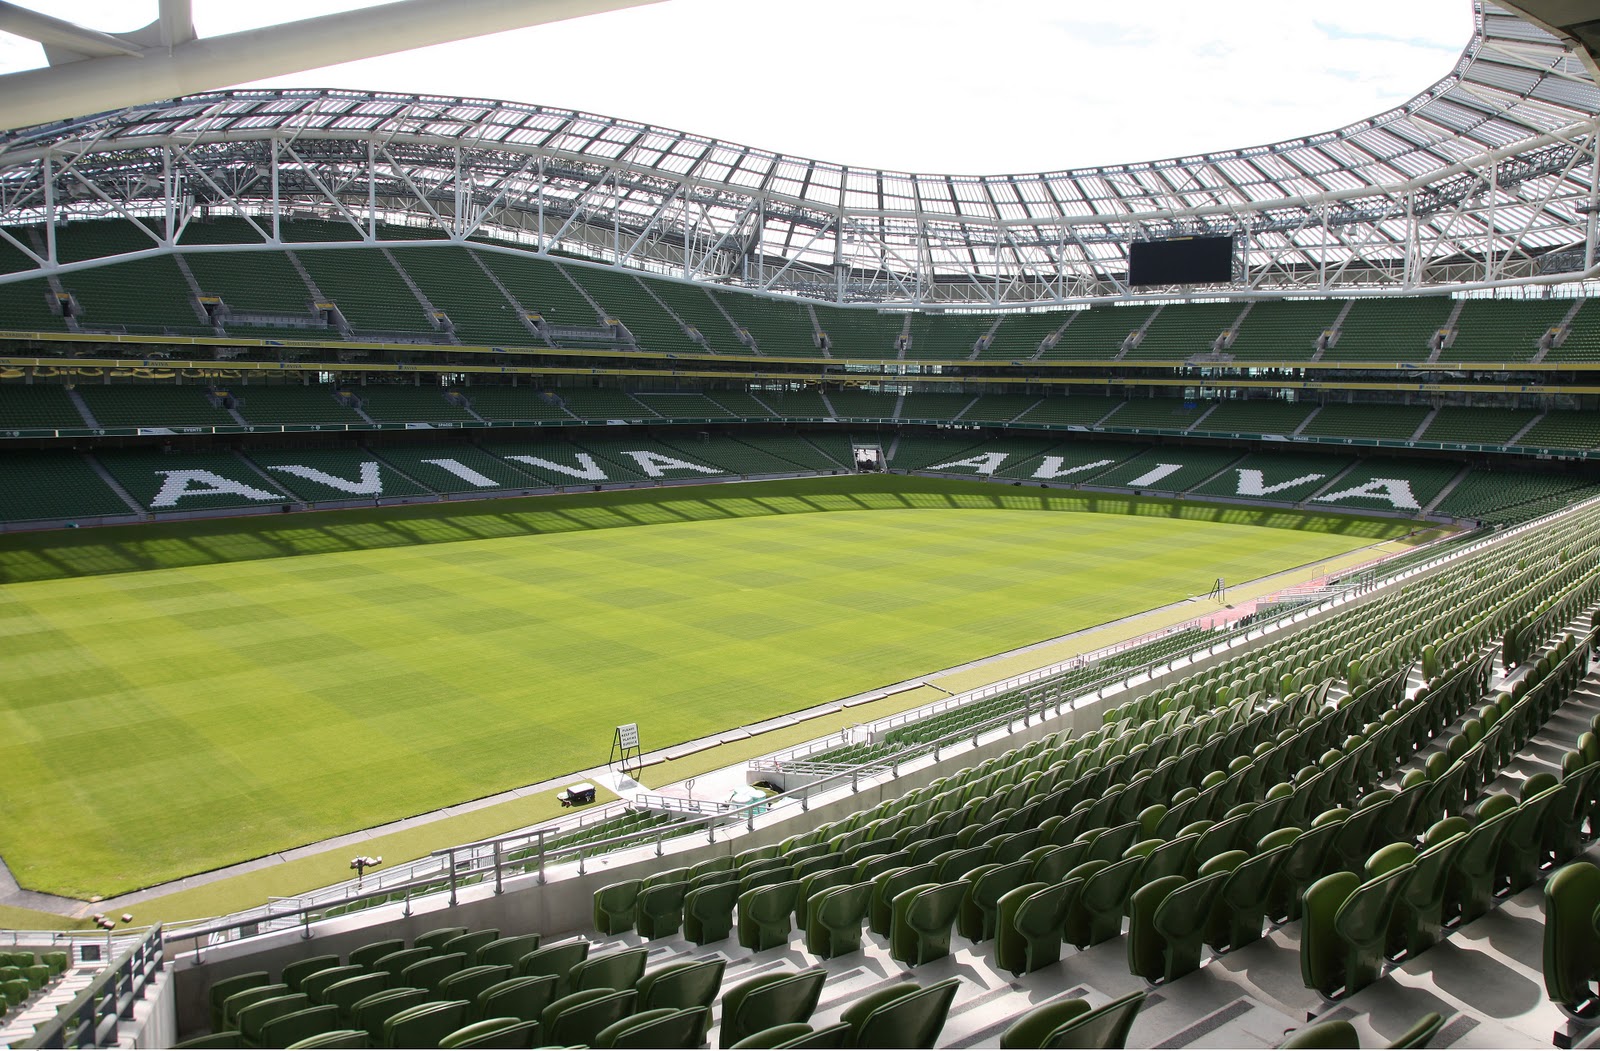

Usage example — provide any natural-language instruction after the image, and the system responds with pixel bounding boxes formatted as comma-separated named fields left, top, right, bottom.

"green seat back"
left=596, top=1005, right=707, bottom=1049
left=282, top=955, right=342, bottom=993
left=638, top=958, right=725, bottom=1014
left=594, top=881, right=644, bottom=936
left=475, top=934, right=542, bottom=970
left=319, top=972, right=389, bottom=1019
left=721, top=968, right=826, bottom=1049
left=889, top=881, right=966, bottom=967
left=804, top=882, right=874, bottom=959
left=517, top=940, right=589, bottom=995
left=303, top=966, right=369, bottom=1005
left=738, top=880, right=803, bottom=952
left=846, top=978, right=959, bottom=1050
left=1543, top=861, right=1600, bottom=1014
left=351, top=987, right=429, bottom=1042
left=347, top=940, right=404, bottom=971
left=478, top=975, right=559, bottom=1023
left=413, top=927, right=469, bottom=951
left=572, top=947, right=648, bottom=993
left=438, top=1017, right=540, bottom=1049
left=437, top=964, right=515, bottom=1006
left=540, top=988, right=639, bottom=1047
left=685, top=881, right=740, bottom=945
left=384, top=999, right=471, bottom=1050
left=260, top=1004, right=341, bottom=1049
left=237, top=993, right=311, bottom=1045
left=400, top=951, right=467, bottom=993
left=637, top=881, right=690, bottom=939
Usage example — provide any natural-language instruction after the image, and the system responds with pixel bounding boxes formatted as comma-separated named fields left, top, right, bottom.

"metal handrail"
left=20, top=924, right=163, bottom=1050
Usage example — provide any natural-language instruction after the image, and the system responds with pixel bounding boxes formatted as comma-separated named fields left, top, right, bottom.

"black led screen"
left=1128, top=236, right=1234, bottom=286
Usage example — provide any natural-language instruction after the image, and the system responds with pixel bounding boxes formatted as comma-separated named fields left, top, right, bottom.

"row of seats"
left=0, top=950, right=70, bottom=1019
left=3, top=219, right=1596, bottom=364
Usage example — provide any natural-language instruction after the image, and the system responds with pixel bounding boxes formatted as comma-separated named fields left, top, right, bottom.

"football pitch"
left=0, top=476, right=1417, bottom=898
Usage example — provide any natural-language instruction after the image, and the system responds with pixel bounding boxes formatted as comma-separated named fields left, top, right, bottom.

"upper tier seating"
left=1445, top=299, right=1569, bottom=363
left=1225, top=300, right=1343, bottom=362
left=633, top=393, right=738, bottom=419
left=905, top=314, right=995, bottom=361
left=1014, top=396, right=1120, bottom=427
left=62, top=257, right=209, bottom=335
left=978, top=312, right=1067, bottom=361
left=470, top=251, right=604, bottom=340
left=825, top=390, right=899, bottom=420
left=713, top=292, right=821, bottom=357
left=1123, top=302, right=1241, bottom=361
left=552, top=389, right=655, bottom=421
left=813, top=305, right=904, bottom=358
left=1325, top=299, right=1452, bottom=363
left=1543, top=300, right=1600, bottom=363
left=295, top=249, right=437, bottom=335
left=564, top=266, right=706, bottom=357
left=388, top=246, right=540, bottom=347
left=1039, top=306, right=1155, bottom=360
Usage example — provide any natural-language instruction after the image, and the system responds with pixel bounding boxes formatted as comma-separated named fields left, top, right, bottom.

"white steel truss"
left=0, top=2, right=1597, bottom=307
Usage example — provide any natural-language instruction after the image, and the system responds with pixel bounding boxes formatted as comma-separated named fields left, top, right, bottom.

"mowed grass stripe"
left=0, top=481, right=1408, bottom=898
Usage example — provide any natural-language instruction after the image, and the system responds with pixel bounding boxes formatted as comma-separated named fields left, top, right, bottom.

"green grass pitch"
left=0, top=476, right=1414, bottom=898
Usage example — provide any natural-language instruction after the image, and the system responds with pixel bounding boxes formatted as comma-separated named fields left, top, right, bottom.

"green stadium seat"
left=802, top=881, right=873, bottom=959
left=437, top=1017, right=540, bottom=1049
left=282, top=955, right=342, bottom=993
left=685, top=880, right=740, bottom=945
left=539, top=988, right=638, bottom=1047
left=260, top=1004, right=342, bottom=1049
left=595, top=1006, right=708, bottom=1049
left=477, top=975, right=559, bottom=1024
left=890, top=881, right=966, bottom=966
left=570, top=947, right=647, bottom=993
left=350, top=988, right=430, bottom=1043
left=594, top=880, right=644, bottom=935
left=636, top=957, right=725, bottom=1018
left=383, top=999, right=472, bottom=1049
left=473, top=934, right=542, bottom=969
left=840, top=978, right=960, bottom=1049
left=718, top=969, right=827, bottom=1050
left=516, top=940, right=589, bottom=994
left=999, top=991, right=1147, bottom=1049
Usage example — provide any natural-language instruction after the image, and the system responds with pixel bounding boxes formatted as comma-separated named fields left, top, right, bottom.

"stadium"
left=4, top=0, right=1600, bottom=1046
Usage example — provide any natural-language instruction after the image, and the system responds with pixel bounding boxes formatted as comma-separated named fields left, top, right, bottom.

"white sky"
left=0, top=0, right=1473, bottom=174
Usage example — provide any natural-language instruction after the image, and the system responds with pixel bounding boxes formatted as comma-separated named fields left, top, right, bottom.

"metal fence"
left=19, top=924, right=164, bottom=1050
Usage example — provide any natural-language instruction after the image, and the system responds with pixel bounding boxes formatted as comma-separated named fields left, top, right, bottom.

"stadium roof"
left=1, top=2, right=1597, bottom=305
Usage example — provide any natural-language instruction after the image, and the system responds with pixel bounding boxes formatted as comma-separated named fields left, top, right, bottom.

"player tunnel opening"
left=852, top=443, right=884, bottom=472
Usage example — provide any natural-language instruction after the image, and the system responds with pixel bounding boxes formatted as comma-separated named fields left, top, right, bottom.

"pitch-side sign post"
left=611, top=722, right=643, bottom=780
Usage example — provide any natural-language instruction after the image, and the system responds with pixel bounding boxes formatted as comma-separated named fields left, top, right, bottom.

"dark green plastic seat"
left=1371, top=833, right=1466, bottom=960
left=804, top=882, right=874, bottom=959
left=437, top=1017, right=540, bottom=1049
left=637, top=958, right=725, bottom=1017
left=728, top=1023, right=844, bottom=1049
left=477, top=975, right=559, bottom=1024
left=302, top=966, right=369, bottom=1005
left=347, top=941, right=404, bottom=972
left=793, top=868, right=856, bottom=935
left=1149, top=871, right=1228, bottom=982
left=372, top=948, right=433, bottom=983
left=1270, top=821, right=1340, bottom=922
left=437, top=964, right=514, bottom=1006
left=1544, top=861, right=1600, bottom=1019
left=284, top=1029, right=369, bottom=1048
left=221, top=983, right=290, bottom=1029
left=210, top=972, right=272, bottom=1032
left=282, top=955, right=342, bottom=993
left=1301, top=866, right=1415, bottom=999
left=841, top=978, right=960, bottom=1049
left=871, top=864, right=937, bottom=938
left=383, top=999, right=471, bottom=1049
left=173, top=1033, right=243, bottom=1050
left=889, top=881, right=966, bottom=967
left=595, top=880, right=644, bottom=936
left=685, top=881, right=740, bottom=945
left=414, top=927, right=469, bottom=952
left=1068, top=855, right=1142, bottom=948
left=237, top=993, right=312, bottom=1047
left=1388, top=1013, right=1445, bottom=1049
left=718, top=968, right=827, bottom=1050
left=443, top=929, right=501, bottom=962
left=595, top=1005, right=707, bottom=1049
left=319, top=973, right=389, bottom=1019
left=474, top=934, right=542, bottom=970
left=260, top=1004, right=341, bottom=1049
left=959, top=860, right=1033, bottom=942
left=400, top=951, right=467, bottom=993
left=1213, top=844, right=1291, bottom=951
left=351, top=988, right=430, bottom=1043
left=636, top=881, right=689, bottom=939
left=739, top=880, right=803, bottom=952
left=999, top=990, right=1147, bottom=1049
left=517, top=940, right=589, bottom=995
left=571, top=947, right=647, bottom=993
left=540, top=988, right=639, bottom=1047
left=996, top=879, right=1080, bottom=977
